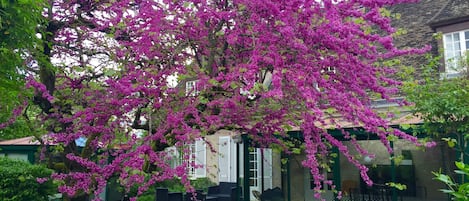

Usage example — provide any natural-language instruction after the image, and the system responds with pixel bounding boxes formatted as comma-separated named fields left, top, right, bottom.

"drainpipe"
left=261, top=148, right=265, bottom=192
left=390, top=141, right=397, bottom=201
left=332, top=147, right=341, bottom=201
left=243, top=135, right=250, bottom=201
left=237, top=140, right=240, bottom=201
left=286, top=156, right=291, bottom=201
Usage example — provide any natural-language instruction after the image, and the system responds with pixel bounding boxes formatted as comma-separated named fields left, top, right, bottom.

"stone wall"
left=389, top=0, right=449, bottom=79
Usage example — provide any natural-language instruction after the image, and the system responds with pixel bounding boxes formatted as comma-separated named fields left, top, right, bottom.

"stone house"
left=184, top=1, right=469, bottom=201
left=3, top=1, right=468, bottom=201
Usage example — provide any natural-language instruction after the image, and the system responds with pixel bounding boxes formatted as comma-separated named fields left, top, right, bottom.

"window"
left=443, top=30, right=469, bottom=77
left=309, top=170, right=333, bottom=190
left=188, top=142, right=196, bottom=177
left=4, top=153, right=28, bottom=162
left=165, top=139, right=206, bottom=179
left=185, top=80, right=199, bottom=96
left=249, top=149, right=258, bottom=187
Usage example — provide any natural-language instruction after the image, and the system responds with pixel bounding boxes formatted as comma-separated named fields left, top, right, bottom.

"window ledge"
left=439, top=72, right=463, bottom=80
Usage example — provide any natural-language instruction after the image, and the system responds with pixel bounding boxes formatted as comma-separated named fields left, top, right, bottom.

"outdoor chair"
left=168, top=192, right=183, bottom=201
left=207, top=182, right=238, bottom=201
left=155, top=188, right=183, bottom=201
left=156, top=188, right=169, bottom=201
left=185, top=190, right=206, bottom=201
left=259, top=187, right=283, bottom=201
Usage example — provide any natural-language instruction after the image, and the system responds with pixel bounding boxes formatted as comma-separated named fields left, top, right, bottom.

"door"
left=249, top=148, right=273, bottom=201
left=219, top=138, right=273, bottom=201
left=304, top=168, right=334, bottom=201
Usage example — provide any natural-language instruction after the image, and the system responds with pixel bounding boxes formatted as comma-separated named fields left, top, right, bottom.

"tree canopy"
left=1, top=0, right=433, bottom=200
left=403, top=52, right=469, bottom=201
left=0, top=0, right=45, bottom=139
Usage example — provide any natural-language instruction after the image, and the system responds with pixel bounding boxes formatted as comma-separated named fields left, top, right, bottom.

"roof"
left=0, top=136, right=40, bottom=145
left=0, top=136, right=132, bottom=150
left=320, top=112, right=422, bottom=129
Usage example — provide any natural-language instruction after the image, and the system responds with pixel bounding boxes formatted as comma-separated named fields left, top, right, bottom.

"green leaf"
left=456, top=162, right=465, bottom=170
left=230, top=82, right=238, bottom=89
left=198, top=96, right=209, bottom=104
left=18, top=175, right=25, bottom=182
left=448, top=140, right=456, bottom=148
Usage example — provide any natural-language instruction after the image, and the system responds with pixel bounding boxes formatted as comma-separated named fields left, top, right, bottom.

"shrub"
left=134, top=177, right=216, bottom=201
left=190, top=177, right=216, bottom=192
left=0, top=157, right=56, bottom=201
left=434, top=161, right=469, bottom=201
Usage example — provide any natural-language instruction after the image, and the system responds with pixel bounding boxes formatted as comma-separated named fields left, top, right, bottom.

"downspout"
left=237, top=141, right=240, bottom=201
left=391, top=141, right=397, bottom=201
left=243, top=135, right=250, bottom=201
left=332, top=147, right=341, bottom=201
left=261, top=148, right=265, bottom=192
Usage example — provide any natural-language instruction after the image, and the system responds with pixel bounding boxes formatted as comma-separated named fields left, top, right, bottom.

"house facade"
left=188, top=1, right=469, bottom=201
left=332, top=1, right=469, bottom=201
left=0, top=136, right=40, bottom=163
left=2, top=1, right=467, bottom=201
left=170, top=130, right=283, bottom=200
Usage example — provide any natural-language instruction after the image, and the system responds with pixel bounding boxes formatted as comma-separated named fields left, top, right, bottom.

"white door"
left=249, top=148, right=272, bottom=201
left=219, top=139, right=273, bottom=201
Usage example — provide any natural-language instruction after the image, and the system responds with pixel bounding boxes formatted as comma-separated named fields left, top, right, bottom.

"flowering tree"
left=4, top=0, right=433, bottom=200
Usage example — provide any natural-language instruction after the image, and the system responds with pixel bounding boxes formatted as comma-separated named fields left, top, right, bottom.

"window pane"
left=454, top=33, right=460, bottom=41
left=446, top=42, right=453, bottom=50
left=7, top=153, right=28, bottom=162
left=445, top=34, right=452, bottom=42
left=465, top=31, right=469, bottom=40
left=446, top=51, right=454, bottom=58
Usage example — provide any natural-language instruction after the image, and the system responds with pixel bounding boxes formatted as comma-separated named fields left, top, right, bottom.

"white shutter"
left=195, top=139, right=206, bottom=178
left=262, top=149, right=273, bottom=190
left=229, top=139, right=237, bottom=182
left=219, top=136, right=231, bottom=182
left=239, top=142, right=244, bottom=178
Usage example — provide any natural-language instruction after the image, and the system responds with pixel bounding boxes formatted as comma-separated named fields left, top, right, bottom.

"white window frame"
left=185, top=80, right=199, bottom=96
left=166, top=139, right=206, bottom=179
left=443, top=30, right=469, bottom=78
left=249, top=149, right=259, bottom=187
left=188, top=142, right=197, bottom=177
left=190, top=139, right=206, bottom=178
left=248, top=148, right=273, bottom=200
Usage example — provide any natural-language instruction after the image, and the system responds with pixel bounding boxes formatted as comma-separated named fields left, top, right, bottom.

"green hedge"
left=0, top=157, right=56, bottom=201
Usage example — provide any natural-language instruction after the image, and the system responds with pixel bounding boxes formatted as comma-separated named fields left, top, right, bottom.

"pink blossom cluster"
left=22, top=0, right=433, bottom=200
left=0, top=100, right=27, bottom=129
